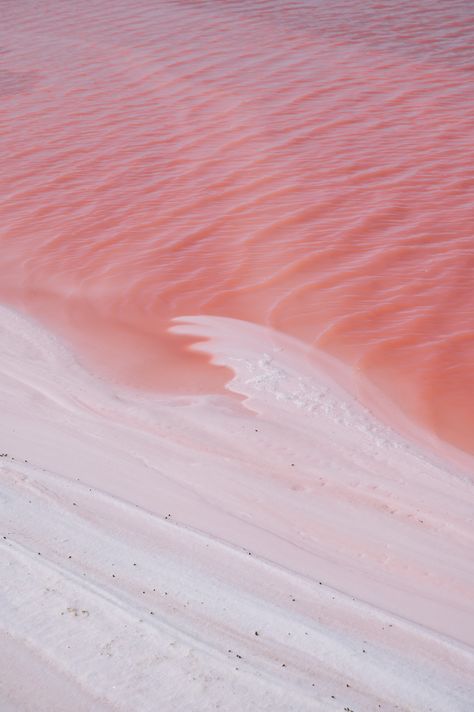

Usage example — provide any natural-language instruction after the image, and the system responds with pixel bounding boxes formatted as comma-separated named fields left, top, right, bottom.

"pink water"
left=1, top=0, right=474, bottom=455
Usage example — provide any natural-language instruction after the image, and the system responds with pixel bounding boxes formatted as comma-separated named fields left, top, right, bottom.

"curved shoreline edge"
left=0, top=306, right=473, bottom=710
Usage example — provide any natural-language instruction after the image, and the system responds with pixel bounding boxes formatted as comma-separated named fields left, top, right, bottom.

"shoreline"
left=1, top=305, right=473, bottom=710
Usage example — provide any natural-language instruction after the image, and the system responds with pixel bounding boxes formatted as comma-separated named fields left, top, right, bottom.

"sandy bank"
left=1, top=307, right=473, bottom=710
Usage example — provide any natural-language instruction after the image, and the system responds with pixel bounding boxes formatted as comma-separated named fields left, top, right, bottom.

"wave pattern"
left=1, top=0, right=474, bottom=453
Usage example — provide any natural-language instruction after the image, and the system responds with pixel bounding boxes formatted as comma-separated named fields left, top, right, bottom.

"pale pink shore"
left=0, top=306, right=473, bottom=711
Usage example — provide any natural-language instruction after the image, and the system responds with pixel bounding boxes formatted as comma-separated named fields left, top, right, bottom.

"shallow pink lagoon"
left=1, top=0, right=474, bottom=455
left=2, top=3, right=474, bottom=711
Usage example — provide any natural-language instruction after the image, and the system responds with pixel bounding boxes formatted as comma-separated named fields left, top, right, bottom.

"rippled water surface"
left=1, top=0, right=474, bottom=454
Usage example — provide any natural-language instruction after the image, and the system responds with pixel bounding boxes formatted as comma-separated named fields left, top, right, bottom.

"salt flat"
left=1, top=306, right=473, bottom=711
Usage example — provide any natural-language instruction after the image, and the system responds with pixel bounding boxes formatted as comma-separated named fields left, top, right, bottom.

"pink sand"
left=0, top=307, right=473, bottom=711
